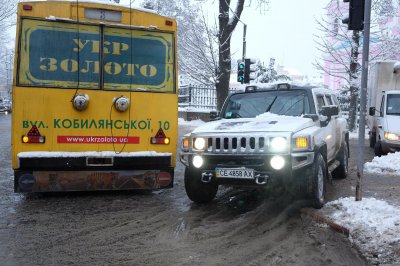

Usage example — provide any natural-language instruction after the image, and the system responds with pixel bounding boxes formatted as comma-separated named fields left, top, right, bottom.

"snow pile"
left=323, top=197, right=400, bottom=265
left=364, top=152, right=400, bottom=175
left=178, top=118, right=204, bottom=127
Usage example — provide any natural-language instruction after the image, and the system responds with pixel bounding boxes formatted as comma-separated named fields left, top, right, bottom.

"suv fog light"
left=270, top=155, right=285, bottom=170
left=192, top=155, right=204, bottom=168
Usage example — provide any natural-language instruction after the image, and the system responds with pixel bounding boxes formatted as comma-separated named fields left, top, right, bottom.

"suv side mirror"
left=369, top=107, right=375, bottom=116
left=210, top=111, right=220, bottom=121
left=320, top=105, right=339, bottom=117
left=319, top=106, right=339, bottom=127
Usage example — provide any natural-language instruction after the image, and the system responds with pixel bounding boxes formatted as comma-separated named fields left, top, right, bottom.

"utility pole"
left=242, top=23, right=247, bottom=62
left=356, top=0, right=372, bottom=201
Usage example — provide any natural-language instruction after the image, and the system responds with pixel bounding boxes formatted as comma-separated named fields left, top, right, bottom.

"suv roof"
left=243, top=83, right=325, bottom=93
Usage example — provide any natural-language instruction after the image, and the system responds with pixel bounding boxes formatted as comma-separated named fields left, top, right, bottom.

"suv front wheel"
left=309, top=153, right=327, bottom=209
left=184, top=168, right=218, bottom=204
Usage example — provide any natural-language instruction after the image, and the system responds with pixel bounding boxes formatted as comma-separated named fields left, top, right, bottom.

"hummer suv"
left=180, top=83, right=349, bottom=208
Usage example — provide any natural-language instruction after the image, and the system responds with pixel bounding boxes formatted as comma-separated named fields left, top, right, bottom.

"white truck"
left=367, top=61, right=400, bottom=156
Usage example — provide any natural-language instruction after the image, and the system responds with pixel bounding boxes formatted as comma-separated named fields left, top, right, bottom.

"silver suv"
left=181, top=83, right=349, bottom=208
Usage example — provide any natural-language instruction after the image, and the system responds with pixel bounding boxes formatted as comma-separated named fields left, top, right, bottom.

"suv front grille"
left=205, top=136, right=267, bottom=154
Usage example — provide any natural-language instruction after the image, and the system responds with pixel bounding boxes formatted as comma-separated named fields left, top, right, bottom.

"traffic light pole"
left=356, top=0, right=371, bottom=201
left=242, top=23, right=247, bottom=62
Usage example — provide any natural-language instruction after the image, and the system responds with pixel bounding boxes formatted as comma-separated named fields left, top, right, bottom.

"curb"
left=301, top=207, right=350, bottom=237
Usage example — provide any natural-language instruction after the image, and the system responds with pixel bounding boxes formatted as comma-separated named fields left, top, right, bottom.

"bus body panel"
left=12, top=1, right=178, bottom=192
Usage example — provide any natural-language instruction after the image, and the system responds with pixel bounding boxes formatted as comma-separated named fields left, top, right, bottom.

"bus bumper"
left=14, top=169, right=174, bottom=192
left=15, top=153, right=174, bottom=192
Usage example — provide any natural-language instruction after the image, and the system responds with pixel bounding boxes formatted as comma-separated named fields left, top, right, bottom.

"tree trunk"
left=215, top=39, right=231, bottom=110
left=215, top=0, right=245, bottom=111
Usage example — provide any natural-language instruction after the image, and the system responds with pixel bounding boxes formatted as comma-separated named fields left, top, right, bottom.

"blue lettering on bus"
left=27, top=26, right=167, bottom=86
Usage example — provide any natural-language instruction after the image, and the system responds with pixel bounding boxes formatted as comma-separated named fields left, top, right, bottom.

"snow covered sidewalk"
left=321, top=197, right=400, bottom=265
left=321, top=152, right=400, bottom=265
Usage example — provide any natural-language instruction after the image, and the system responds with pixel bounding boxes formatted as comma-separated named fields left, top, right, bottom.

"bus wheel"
left=184, top=168, right=218, bottom=204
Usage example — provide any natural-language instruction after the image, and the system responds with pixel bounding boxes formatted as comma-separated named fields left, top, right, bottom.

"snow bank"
left=364, top=152, right=400, bottom=175
left=178, top=118, right=204, bottom=127
left=323, top=197, right=400, bottom=264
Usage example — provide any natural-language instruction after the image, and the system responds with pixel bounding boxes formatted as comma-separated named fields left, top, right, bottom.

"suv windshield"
left=223, top=90, right=311, bottom=119
left=386, top=94, right=400, bottom=115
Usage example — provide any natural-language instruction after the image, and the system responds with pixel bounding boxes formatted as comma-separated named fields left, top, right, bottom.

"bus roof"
left=19, top=0, right=165, bottom=16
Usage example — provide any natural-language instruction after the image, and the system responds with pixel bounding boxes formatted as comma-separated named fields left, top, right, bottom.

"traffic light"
left=244, top=58, right=256, bottom=84
left=342, top=0, right=365, bottom=31
left=237, top=61, right=245, bottom=83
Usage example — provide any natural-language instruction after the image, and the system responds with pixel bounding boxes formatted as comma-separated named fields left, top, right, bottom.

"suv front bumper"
left=180, top=151, right=315, bottom=187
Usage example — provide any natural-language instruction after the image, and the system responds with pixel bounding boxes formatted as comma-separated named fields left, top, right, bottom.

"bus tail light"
left=22, top=125, right=45, bottom=143
left=165, top=20, right=173, bottom=26
left=157, top=172, right=172, bottom=186
left=151, top=128, right=170, bottom=145
left=22, top=135, right=45, bottom=143
left=151, top=137, right=170, bottom=144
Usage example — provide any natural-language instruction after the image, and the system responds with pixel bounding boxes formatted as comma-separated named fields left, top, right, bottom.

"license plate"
left=215, top=168, right=254, bottom=179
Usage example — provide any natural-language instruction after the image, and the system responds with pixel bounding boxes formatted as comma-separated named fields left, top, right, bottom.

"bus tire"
left=184, top=168, right=218, bottom=204
left=308, top=153, right=327, bottom=209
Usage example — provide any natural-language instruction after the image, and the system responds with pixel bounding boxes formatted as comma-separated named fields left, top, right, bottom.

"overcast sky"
left=121, top=0, right=330, bottom=76
left=12, top=0, right=331, bottom=77
left=201, top=0, right=331, bottom=77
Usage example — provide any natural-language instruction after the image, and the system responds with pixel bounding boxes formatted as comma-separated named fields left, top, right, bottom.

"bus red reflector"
left=151, top=128, right=169, bottom=144
left=158, top=172, right=171, bottom=186
left=22, top=135, right=45, bottom=143
left=150, top=137, right=170, bottom=144
left=23, top=5, right=33, bottom=10
left=165, top=20, right=173, bottom=26
left=22, top=125, right=45, bottom=143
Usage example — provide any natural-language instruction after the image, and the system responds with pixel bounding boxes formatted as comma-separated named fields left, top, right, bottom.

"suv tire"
left=332, top=142, right=348, bottom=179
left=374, top=141, right=384, bottom=157
left=369, top=132, right=376, bottom=148
left=309, top=153, right=327, bottom=209
left=184, top=168, right=218, bottom=204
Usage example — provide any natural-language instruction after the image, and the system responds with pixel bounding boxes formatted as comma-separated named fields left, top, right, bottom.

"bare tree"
left=140, top=0, right=218, bottom=86
left=0, top=0, right=17, bottom=93
left=214, top=0, right=269, bottom=110
left=314, top=0, right=400, bottom=131
left=179, top=10, right=219, bottom=85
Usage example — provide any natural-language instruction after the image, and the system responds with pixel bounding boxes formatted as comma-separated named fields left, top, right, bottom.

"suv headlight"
left=269, top=136, right=288, bottom=152
left=384, top=132, right=399, bottom=141
left=193, top=137, right=207, bottom=151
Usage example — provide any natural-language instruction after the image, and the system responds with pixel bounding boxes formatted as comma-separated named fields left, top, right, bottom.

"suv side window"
left=316, top=95, right=325, bottom=113
left=325, top=95, right=333, bottom=105
left=331, top=95, right=342, bottom=112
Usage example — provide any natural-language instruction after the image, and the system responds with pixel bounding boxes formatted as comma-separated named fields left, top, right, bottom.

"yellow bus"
left=12, top=1, right=178, bottom=192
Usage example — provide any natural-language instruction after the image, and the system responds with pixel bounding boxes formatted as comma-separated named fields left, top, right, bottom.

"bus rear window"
left=18, top=19, right=175, bottom=92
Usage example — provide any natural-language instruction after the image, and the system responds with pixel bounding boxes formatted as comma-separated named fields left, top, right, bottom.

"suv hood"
left=192, top=113, right=315, bottom=134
